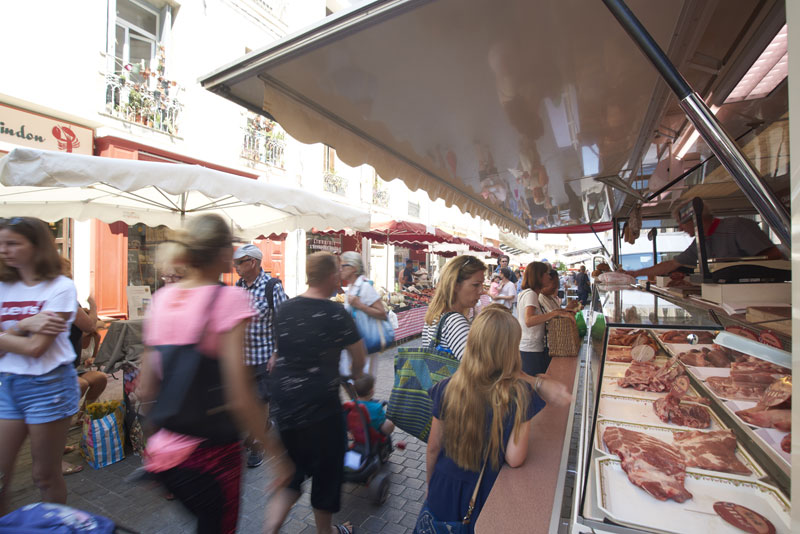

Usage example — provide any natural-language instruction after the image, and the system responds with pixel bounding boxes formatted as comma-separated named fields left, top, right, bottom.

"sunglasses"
left=233, top=257, right=255, bottom=266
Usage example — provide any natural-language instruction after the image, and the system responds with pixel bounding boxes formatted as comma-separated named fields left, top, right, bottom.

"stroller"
left=341, top=382, right=393, bottom=504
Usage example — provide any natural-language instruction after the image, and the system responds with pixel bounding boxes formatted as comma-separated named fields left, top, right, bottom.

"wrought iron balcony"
left=323, top=172, right=348, bottom=196
left=104, top=72, right=183, bottom=135
left=372, top=186, right=389, bottom=207
left=241, top=114, right=286, bottom=168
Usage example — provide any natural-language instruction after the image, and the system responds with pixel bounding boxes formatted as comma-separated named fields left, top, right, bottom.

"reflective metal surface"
left=201, top=0, right=689, bottom=231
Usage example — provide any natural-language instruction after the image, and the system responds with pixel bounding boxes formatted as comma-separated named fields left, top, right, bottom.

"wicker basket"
left=547, top=316, right=580, bottom=357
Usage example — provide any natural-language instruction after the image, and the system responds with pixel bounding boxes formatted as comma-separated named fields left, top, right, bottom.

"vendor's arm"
left=626, top=259, right=685, bottom=279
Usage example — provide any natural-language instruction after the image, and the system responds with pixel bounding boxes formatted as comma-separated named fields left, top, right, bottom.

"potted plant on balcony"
left=128, top=89, right=144, bottom=124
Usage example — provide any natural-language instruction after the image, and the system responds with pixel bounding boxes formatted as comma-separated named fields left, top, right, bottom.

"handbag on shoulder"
left=147, top=286, right=240, bottom=444
left=386, top=312, right=460, bottom=442
left=351, top=279, right=395, bottom=354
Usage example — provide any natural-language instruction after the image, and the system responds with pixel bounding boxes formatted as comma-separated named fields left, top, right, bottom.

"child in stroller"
left=342, top=375, right=394, bottom=504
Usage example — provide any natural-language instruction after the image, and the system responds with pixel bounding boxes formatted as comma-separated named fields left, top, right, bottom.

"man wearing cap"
left=625, top=202, right=782, bottom=279
left=234, top=244, right=288, bottom=468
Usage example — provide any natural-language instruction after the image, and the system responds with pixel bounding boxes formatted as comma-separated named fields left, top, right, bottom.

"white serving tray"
left=594, top=419, right=765, bottom=478
left=753, top=428, right=791, bottom=467
left=598, top=394, right=725, bottom=431
left=724, top=400, right=760, bottom=427
left=595, top=457, right=790, bottom=534
left=601, top=376, right=700, bottom=400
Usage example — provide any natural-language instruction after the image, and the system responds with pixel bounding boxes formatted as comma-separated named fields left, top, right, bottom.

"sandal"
left=334, top=523, right=354, bottom=534
left=62, top=461, right=83, bottom=476
left=63, top=445, right=78, bottom=455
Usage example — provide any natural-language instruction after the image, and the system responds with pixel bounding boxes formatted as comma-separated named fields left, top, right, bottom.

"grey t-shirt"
left=674, top=217, right=774, bottom=266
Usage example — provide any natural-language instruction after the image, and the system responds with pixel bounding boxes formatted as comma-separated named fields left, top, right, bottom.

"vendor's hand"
left=536, top=376, right=573, bottom=407
left=565, top=300, right=581, bottom=312
left=268, top=455, right=295, bottom=493
left=16, top=312, right=67, bottom=336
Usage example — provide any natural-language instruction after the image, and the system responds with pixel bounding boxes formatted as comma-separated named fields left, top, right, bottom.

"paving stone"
left=400, top=486, right=425, bottom=501
left=380, top=507, right=407, bottom=523
left=362, top=515, right=388, bottom=532
left=381, top=522, right=410, bottom=534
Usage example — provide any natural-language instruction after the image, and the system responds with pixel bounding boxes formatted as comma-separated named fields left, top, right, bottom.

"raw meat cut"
left=606, top=345, right=632, bottom=362
left=602, top=427, right=692, bottom=502
left=608, top=329, right=658, bottom=351
left=653, top=376, right=711, bottom=428
left=673, top=430, right=751, bottom=475
left=617, top=359, right=682, bottom=392
left=736, top=409, right=791, bottom=432
left=677, top=346, right=731, bottom=368
left=659, top=330, right=716, bottom=344
left=734, top=377, right=792, bottom=431
left=781, top=434, right=790, bottom=454
left=706, top=376, right=767, bottom=401
left=730, top=361, right=789, bottom=385
left=726, top=325, right=759, bottom=341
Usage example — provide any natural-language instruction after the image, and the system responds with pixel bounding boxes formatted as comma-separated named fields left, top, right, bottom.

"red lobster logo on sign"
left=52, top=125, right=80, bottom=152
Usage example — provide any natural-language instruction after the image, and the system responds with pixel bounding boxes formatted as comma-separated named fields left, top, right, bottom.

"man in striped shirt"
left=234, top=244, right=288, bottom=467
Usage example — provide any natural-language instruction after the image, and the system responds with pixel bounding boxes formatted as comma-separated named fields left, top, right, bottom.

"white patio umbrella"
left=0, top=148, right=370, bottom=239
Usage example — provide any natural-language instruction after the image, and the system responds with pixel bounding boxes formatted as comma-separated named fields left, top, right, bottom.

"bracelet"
left=533, top=375, right=544, bottom=393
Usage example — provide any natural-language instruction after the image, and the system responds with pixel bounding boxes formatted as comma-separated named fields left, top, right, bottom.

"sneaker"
left=246, top=448, right=264, bottom=468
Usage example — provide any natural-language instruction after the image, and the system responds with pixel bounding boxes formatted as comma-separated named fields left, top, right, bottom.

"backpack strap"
left=265, top=276, right=282, bottom=309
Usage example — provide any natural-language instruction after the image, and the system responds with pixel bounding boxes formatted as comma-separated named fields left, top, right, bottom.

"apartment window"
left=323, top=145, right=336, bottom=173
left=113, top=0, right=160, bottom=84
left=48, top=219, right=74, bottom=263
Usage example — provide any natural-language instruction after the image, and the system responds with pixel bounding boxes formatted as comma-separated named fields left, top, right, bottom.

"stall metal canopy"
left=0, top=148, right=371, bottom=240
left=199, top=0, right=788, bottom=237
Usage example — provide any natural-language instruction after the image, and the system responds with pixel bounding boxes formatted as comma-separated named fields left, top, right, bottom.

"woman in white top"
left=0, top=217, right=80, bottom=513
left=489, top=267, right=517, bottom=311
left=517, top=262, right=574, bottom=377
left=339, top=251, right=387, bottom=376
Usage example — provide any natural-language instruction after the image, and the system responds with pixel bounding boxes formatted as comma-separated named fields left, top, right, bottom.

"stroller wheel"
left=379, top=438, right=392, bottom=464
left=370, top=471, right=390, bottom=505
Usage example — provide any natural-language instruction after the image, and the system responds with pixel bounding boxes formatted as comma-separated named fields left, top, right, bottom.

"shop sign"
left=0, top=103, right=92, bottom=155
left=306, top=233, right=342, bottom=254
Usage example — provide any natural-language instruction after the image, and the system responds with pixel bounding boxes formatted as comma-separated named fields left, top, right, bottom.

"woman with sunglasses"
left=0, top=217, right=80, bottom=514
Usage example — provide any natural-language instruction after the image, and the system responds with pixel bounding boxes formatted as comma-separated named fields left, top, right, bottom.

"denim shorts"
left=0, top=364, right=80, bottom=424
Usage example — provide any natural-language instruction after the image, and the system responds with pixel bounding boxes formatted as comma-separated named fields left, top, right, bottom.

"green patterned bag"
left=386, top=312, right=460, bottom=442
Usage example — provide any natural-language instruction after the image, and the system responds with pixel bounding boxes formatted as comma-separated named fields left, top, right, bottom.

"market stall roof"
left=533, top=222, right=613, bottom=234
left=198, top=0, right=734, bottom=235
left=455, top=236, right=490, bottom=253
left=362, top=219, right=455, bottom=244
left=0, top=148, right=370, bottom=240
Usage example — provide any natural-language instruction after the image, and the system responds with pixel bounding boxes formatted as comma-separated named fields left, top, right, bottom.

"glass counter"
left=592, top=286, right=722, bottom=327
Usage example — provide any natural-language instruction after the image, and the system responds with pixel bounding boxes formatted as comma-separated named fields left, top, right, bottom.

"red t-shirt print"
left=0, top=300, right=46, bottom=322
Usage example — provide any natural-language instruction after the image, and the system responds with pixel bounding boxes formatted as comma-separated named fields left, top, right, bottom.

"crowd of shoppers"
left=0, top=215, right=579, bottom=534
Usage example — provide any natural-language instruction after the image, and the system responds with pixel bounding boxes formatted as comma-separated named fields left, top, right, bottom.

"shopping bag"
left=80, top=402, right=126, bottom=469
left=121, top=362, right=146, bottom=456
left=575, top=311, right=587, bottom=338
left=352, top=308, right=395, bottom=354
left=386, top=312, right=459, bottom=442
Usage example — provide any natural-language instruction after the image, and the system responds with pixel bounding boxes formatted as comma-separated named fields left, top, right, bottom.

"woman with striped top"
left=421, top=255, right=487, bottom=360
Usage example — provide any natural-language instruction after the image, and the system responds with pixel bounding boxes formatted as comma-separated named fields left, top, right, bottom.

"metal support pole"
left=612, top=218, right=621, bottom=269
left=603, top=0, right=791, bottom=249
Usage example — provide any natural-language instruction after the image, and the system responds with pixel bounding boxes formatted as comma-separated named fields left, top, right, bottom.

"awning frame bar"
left=603, top=0, right=791, bottom=249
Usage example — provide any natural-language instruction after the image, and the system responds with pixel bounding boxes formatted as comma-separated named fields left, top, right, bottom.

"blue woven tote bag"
left=386, top=312, right=460, bottom=441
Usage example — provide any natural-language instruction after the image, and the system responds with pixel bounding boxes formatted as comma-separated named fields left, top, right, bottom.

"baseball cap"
left=233, top=244, right=263, bottom=260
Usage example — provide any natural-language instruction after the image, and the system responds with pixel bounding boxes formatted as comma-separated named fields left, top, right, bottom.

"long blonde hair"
left=440, top=307, right=531, bottom=471
left=425, top=255, right=486, bottom=324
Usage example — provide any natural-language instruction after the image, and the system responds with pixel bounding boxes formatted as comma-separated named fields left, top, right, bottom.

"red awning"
left=532, top=222, right=613, bottom=234
left=487, top=245, right=503, bottom=258
left=455, top=237, right=490, bottom=253
left=362, top=220, right=456, bottom=245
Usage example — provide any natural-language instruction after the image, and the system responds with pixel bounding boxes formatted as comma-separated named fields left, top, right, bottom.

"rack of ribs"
left=603, top=426, right=692, bottom=502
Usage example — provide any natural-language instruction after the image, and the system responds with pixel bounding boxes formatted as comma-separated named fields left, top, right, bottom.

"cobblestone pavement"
left=6, top=339, right=426, bottom=533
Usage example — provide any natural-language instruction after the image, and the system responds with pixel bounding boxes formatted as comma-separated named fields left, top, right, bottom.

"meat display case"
left=561, top=286, right=792, bottom=534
